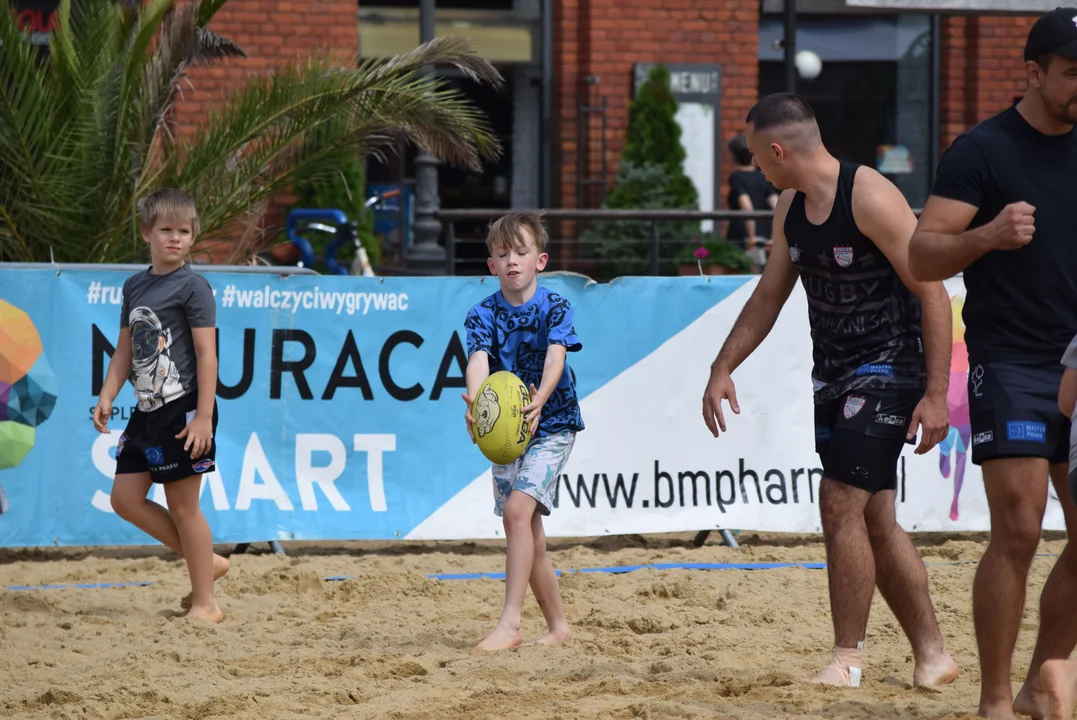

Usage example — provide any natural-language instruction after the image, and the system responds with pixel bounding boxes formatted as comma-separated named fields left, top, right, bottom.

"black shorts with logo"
left=115, top=391, right=218, bottom=484
left=967, top=361, right=1069, bottom=466
left=814, top=389, right=921, bottom=494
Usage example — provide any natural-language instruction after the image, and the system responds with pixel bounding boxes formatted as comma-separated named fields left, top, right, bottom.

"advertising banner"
left=0, top=268, right=1065, bottom=547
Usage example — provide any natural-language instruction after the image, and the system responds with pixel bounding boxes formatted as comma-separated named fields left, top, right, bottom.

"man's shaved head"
left=745, top=92, right=817, bottom=131
left=743, top=92, right=823, bottom=190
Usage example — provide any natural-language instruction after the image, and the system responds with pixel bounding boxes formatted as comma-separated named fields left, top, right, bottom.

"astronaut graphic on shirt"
left=129, top=306, right=183, bottom=412
left=119, top=264, right=216, bottom=414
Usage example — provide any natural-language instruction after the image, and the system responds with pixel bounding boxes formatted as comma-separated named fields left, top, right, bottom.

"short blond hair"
left=485, top=210, right=548, bottom=254
left=138, top=188, right=200, bottom=237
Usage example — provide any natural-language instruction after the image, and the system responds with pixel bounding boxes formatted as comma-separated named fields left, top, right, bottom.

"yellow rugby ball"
left=472, top=371, right=532, bottom=465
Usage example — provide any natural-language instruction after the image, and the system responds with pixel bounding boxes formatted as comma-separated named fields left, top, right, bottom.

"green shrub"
left=579, top=64, right=700, bottom=279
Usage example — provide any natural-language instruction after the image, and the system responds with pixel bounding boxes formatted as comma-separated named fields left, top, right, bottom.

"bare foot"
left=810, top=663, right=857, bottom=687
left=913, top=652, right=960, bottom=688
left=474, top=624, right=522, bottom=652
left=534, top=627, right=571, bottom=647
left=1014, top=679, right=1049, bottom=720
left=1040, top=658, right=1077, bottom=720
left=810, top=647, right=862, bottom=688
left=979, top=700, right=1019, bottom=720
left=186, top=603, right=224, bottom=624
left=180, top=554, right=231, bottom=610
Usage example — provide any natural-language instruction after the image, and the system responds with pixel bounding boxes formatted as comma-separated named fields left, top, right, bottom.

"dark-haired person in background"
left=701, top=92, right=958, bottom=689
left=908, top=8, right=1077, bottom=720
left=726, top=134, right=778, bottom=269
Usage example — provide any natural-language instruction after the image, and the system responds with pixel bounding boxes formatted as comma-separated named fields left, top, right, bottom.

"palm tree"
left=0, top=0, right=502, bottom=264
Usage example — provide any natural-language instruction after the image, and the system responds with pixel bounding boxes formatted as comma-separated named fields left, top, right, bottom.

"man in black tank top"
left=701, top=92, right=958, bottom=690
left=909, top=10, right=1077, bottom=720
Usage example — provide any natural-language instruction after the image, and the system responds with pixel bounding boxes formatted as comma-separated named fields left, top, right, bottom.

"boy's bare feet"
left=186, top=603, right=224, bottom=624
left=474, top=624, right=522, bottom=652
left=913, top=651, right=960, bottom=687
left=1040, top=658, right=1077, bottom=720
left=534, top=627, right=571, bottom=647
left=180, top=553, right=230, bottom=610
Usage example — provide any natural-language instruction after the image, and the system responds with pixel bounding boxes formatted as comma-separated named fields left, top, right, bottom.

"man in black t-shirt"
left=909, top=9, right=1077, bottom=720
left=726, top=134, right=778, bottom=266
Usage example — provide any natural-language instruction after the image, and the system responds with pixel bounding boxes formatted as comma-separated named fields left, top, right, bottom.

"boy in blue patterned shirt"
left=462, top=210, right=584, bottom=652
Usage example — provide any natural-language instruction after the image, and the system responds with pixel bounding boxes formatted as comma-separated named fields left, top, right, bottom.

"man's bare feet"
left=474, top=624, right=522, bottom=652
left=534, top=627, right=571, bottom=647
left=186, top=603, right=224, bottom=624
left=809, top=647, right=862, bottom=688
left=1013, top=679, right=1049, bottom=720
left=1040, top=658, right=1077, bottom=720
left=180, top=554, right=230, bottom=610
left=913, top=652, right=960, bottom=688
left=979, top=700, right=1020, bottom=720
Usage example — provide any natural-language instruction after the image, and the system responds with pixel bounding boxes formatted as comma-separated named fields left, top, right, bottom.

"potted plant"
left=676, top=236, right=754, bottom=276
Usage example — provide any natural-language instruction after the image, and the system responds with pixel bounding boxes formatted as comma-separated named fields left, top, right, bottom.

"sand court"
left=0, top=532, right=1067, bottom=719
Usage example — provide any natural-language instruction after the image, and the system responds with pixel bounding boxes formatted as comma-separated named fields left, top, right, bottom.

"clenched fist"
left=984, top=201, right=1035, bottom=251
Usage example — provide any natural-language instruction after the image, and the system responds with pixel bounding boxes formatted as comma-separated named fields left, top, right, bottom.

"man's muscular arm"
left=710, top=190, right=801, bottom=375
left=852, top=167, right=952, bottom=451
left=703, top=190, right=800, bottom=437
left=908, top=134, right=1034, bottom=281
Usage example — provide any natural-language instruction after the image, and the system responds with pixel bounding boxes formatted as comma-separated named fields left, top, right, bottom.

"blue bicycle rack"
left=285, top=208, right=354, bottom=276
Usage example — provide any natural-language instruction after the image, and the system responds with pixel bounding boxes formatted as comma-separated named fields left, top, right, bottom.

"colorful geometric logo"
left=0, top=298, right=58, bottom=514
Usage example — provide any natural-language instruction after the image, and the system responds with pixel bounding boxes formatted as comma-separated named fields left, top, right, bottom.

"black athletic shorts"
left=814, top=389, right=921, bottom=494
left=967, top=361, right=1069, bottom=466
left=115, top=391, right=218, bottom=484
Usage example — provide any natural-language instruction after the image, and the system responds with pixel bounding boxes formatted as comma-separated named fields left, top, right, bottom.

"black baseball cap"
left=1025, top=7, right=1077, bottom=61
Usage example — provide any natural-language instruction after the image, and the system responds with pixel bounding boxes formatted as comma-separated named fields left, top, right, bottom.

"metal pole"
left=408, top=0, right=445, bottom=271
left=649, top=220, right=660, bottom=275
left=540, top=0, right=553, bottom=208
left=783, top=0, right=797, bottom=93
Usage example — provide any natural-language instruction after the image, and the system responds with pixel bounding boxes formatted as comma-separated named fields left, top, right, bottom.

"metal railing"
left=437, top=207, right=926, bottom=281
left=0, top=262, right=318, bottom=276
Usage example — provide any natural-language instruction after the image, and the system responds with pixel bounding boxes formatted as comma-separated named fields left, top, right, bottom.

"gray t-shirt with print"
left=120, top=265, right=216, bottom=413
left=1063, top=337, right=1077, bottom=482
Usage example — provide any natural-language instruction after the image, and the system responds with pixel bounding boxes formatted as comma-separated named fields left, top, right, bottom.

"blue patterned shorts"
left=492, top=431, right=576, bottom=517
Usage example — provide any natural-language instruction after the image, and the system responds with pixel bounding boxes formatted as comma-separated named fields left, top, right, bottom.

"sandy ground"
left=0, top=531, right=1069, bottom=720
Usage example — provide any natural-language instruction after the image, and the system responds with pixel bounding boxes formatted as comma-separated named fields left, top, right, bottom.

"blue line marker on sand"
left=8, top=553, right=1061, bottom=590
left=416, top=554, right=1060, bottom=582
left=5, top=581, right=156, bottom=592
left=423, top=561, right=829, bottom=581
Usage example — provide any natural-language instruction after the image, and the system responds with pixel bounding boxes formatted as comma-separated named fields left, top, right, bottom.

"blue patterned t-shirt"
left=464, top=286, right=585, bottom=437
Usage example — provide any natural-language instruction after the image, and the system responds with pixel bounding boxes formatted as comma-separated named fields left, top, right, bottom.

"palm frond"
left=190, top=26, right=247, bottom=65
left=0, top=0, right=502, bottom=265
left=375, top=34, right=504, bottom=87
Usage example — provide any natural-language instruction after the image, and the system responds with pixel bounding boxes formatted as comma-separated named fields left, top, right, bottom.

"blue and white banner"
left=0, top=268, right=1066, bottom=548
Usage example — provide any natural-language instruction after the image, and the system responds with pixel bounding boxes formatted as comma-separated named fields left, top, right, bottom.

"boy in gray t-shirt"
left=91, top=189, right=226, bottom=624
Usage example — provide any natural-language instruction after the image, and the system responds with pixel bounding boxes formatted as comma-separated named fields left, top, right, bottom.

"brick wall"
left=175, top=0, right=358, bottom=135
left=554, top=0, right=760, bottom=213
left=172, top=0, right=359, bottom=260
left=938, top=14, right=1038, bottom=149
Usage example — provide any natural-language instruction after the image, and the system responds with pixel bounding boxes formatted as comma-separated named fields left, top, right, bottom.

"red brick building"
left=161, top=1, right=1047, bottom=215
left=11, top=0, right=1058, bottom=263
left=172, top=0, right=360, bottom=137
left=940, top=14, right=1040, bottom=146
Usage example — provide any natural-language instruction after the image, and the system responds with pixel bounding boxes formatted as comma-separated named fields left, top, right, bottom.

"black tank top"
left=784, top=160, right=926, bottom=403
